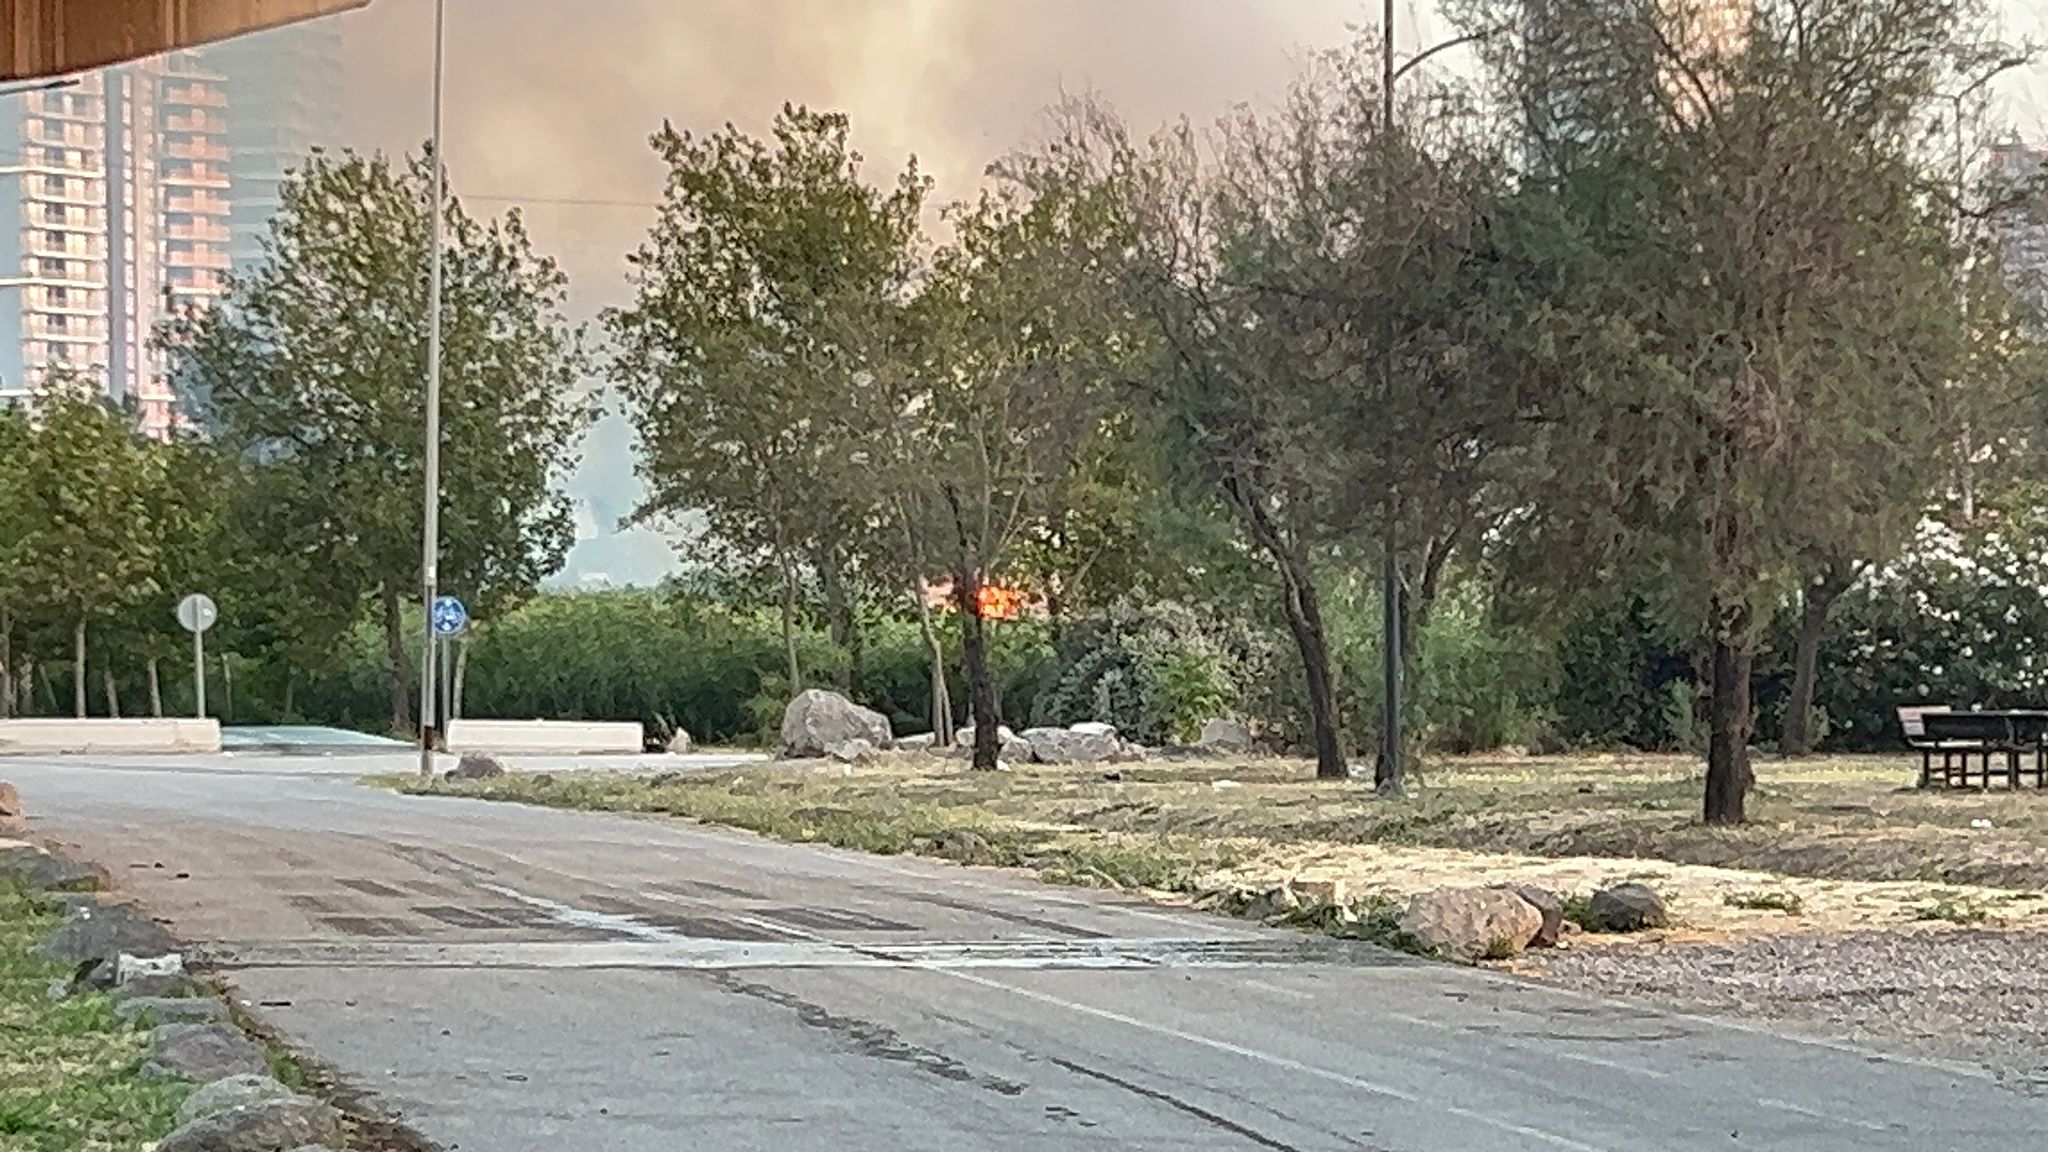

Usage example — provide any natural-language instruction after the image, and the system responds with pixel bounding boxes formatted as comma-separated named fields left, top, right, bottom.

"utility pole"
left=1378, top=0, right=1406, bottom=796
left=417, top=0, right=448, bottom=779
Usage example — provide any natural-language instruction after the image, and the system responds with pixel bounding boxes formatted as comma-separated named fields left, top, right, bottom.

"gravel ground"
left=1525, top=928, right=2048, bottom=1091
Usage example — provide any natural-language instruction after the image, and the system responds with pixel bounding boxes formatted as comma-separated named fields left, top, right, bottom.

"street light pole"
left=1379, top=0, right=1405, bottom=796
left=416, top=0, right=448, bottom=779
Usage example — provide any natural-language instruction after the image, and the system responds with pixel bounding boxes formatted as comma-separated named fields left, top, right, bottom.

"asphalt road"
left=5, top=749, right=2043, bottom=1152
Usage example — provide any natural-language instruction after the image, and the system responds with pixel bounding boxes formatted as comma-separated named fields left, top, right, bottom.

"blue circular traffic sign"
left=431, top=595, right=470, bottom=637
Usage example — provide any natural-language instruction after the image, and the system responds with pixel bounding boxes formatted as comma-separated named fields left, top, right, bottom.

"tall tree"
left=1022, top=45, right=1530, bottom=782
left=160, top=147, right=591, bottom=733
left=607, top=105, right=929, bottom=696
left=0, top=402, right=31, bottom=719
left=16, top=378, right=162, bottom=717
left=1462, top=0, right=2005, bottom=821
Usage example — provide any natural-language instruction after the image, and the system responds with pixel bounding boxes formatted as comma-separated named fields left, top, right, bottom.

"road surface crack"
left=705, top=972, right=1028, bottom=1097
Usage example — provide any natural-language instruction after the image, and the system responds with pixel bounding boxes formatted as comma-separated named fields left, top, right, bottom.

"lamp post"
left=417, top=0, right=448, bottom=778
left=1377, top=2, right=1503, bottom=794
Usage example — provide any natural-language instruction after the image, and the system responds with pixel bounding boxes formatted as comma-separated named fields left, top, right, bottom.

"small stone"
left=36, top=904, right=177, bottom=965
left=927, top=828, right=994, bottom=863
left=142, top=1023, right=272, bottom=1082
left=118, top=997, right=232, bottom=1026
left=118, top=952, right=185, bottom=985
left=175, top=1073, right=297, bottom=1127
left=155, top=1095, right=343, bottom=1152
left=898, top=732, right=937, bottom=750
left=445, top=753, right=506, bottom=782
left=1507, top=885, right=1565, bottom=948
left=1195, top=718, right=1252, bottom=754
left=826, top=738, right=875, bottom=765
left=1291, top=878, right=1347, bottom=908
left=1587, top=883, right=1671, bottom=933
left=1399, top=887, right=1546, bottom=963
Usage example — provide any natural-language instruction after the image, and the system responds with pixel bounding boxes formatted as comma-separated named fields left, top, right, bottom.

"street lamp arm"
left=1391, top=24, right=1508, bottom=87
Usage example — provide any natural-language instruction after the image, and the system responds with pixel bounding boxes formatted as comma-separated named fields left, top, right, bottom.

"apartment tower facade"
left=0, top=21, right=340, bottom=433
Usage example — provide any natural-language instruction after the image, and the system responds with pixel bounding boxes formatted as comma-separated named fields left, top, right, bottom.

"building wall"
left=0, top=21, right=340, bottom=429
left=1989, top=136, right=2048, bottom=324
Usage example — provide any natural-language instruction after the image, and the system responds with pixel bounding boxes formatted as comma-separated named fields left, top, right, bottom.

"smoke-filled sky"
left=315, top=0, right=2048, bottom=585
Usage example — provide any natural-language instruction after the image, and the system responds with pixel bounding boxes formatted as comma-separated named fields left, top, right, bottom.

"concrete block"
left=0, top=719, right=222, bottom=755
left=443, top=719, right=643, bottom=755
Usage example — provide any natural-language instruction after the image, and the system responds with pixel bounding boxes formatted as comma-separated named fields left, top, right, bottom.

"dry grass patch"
left=390, top=749, right=2048, bottom=942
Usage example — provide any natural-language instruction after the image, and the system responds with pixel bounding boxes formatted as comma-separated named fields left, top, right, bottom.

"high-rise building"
left=0, top=22, right=341, bottom=432
left=1988, top=135, right=2048, bottom=324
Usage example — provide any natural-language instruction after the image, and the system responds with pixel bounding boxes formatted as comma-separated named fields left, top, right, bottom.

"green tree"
left=0, top=402, right=30, bottom=718
left=16, top=378, right=162, bottom=717
left=1463, top=0, right=2005, bottom=821
left=607, top=105, right=929, bottom=694
left=160, top=147, right=591, bottom=733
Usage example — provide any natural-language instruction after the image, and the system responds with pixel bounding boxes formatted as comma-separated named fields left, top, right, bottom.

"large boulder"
left=141, top=1023, right=272, bottom=1082
left=1587, top=882, right=1671, bottom=933
left=0, top=780, right=22, bottom=827
left=176, top=1073, right=298, bottom=1127
left=951, top=725, right=1033, bottom=762
left=35, top=903, right=176, bottom=965
left=1195, top=719, right=1253, bottom=755
left=1020, top=727, right=1121, bottom=765
left=445, top=753, right=506, bottom=782
left=1, top=844, right=105, bottom=893
left=780, top=690, right=893, bottom=759
left=156, top=1095, right=344, bottom=1152
left=1398, top=887, right=1546, bottom=963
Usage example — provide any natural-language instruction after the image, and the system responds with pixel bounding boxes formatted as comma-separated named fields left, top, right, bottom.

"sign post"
left=175, top=593, right=218, bottom=718
left=429, top=596, right=469, bottom=737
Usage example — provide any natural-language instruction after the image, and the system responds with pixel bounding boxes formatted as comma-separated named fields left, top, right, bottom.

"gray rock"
left=118, top=996, right=232, bottom=1026
left=951, top=724, right=1033, bottom=762
left=0, top=845, right=105, bottom=893
left=666, top=728, right=694, bottom=754
left=1069, top=721, right=1119, bottom=739
left=445, top=753, right=506, bottom=782
left=0, top=779, right=21, bottom=824
left=142, top=1023, right=272, bottom=1082
left=1507, top=885, right=1565, bottom=949
left=1196, top=718, right=1253, bottom=754
left=35, top=903, right=176, bottom=965
left=826, top=738, right=875, bottom=765
left=898, top=732, right=937, bottom=750
left=114, top=970, right=209, bottom=1000
left=1588, top=882, right=1672, bottom=933
left=155, top=1095, right=343, bottom=1152
left=1020, top=727, right=1121, bottom=765
left=176, top=1073, right=297, bottom=1126
left=780, top=689, right=893, bottom=758
left=1399, top=887, right=1546, bottom=963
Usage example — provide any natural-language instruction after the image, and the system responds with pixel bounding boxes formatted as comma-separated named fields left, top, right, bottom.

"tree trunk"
left=221, top=654, right=235, bottom=724
left=282, top=667, right=296, bottom=722
left=453, top=636, right=471, bottom=720
left=0, top=605, right=11, bottom=721
left=103, top=667, right=120, bottom=719
left=381, top=584, right=412, bottom=734
left=955, top=570, right=1000, bottom=771
left=1781, top=565, right=1851, bottom=757
left=778, top=556, right=802, bottom=690
left=1228, top=479, right=1345, bottom=781
left=1704, top=603, right=1755, bottom=826
left=147, top=657, right=164, bottom=718
left=913, top=585, right=952, bottom=745
left=72, top=618, right=87, bottom=719
left=819, top=553, right=857, bottom=693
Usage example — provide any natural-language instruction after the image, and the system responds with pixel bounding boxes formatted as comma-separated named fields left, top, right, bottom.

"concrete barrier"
left=0, top=719, right=223, bottom=755
left=443, top=719, right=644, bottom=755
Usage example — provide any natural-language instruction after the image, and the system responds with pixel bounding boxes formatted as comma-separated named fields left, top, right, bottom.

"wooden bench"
left=1902, top=705, right=2048, bottom=789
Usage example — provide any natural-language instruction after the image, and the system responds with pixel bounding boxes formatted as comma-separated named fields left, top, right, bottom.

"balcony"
left=162, top=166, right=231, bottom=191
left=163, top=113, right=222, bottom=135
left=161, top=84, right=227, bottom=109
left=165, top=194, right=231, bottom=216
left=168, top=247, right=233, bottom=272
left=167, top=140, right=230, bottom=164
left=165, top=223, right=231, bottom=244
